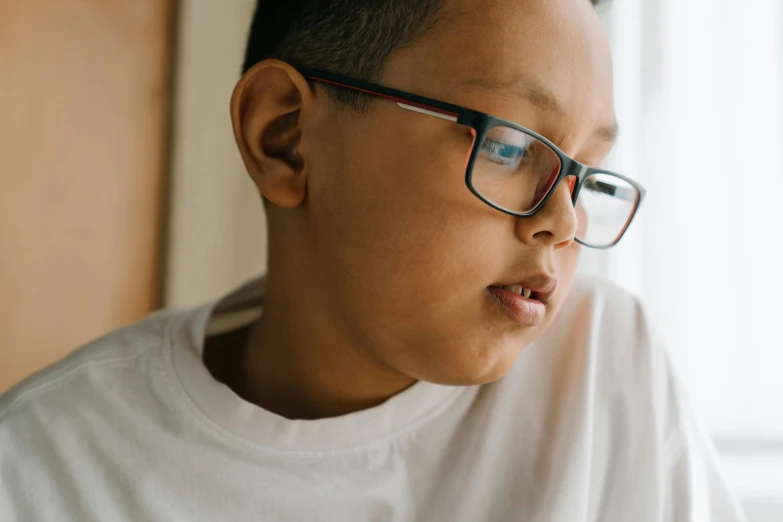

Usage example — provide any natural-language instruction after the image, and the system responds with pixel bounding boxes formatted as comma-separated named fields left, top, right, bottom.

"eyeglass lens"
left=468, top=125, right=639, bottom=247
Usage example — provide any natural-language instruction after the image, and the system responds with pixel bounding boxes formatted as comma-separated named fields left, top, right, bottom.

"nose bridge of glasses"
left=566, top=161, right=590, bottom=178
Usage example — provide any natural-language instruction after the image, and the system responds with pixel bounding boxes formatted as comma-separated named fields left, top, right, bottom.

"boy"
left=0, top=0, right=747, bottom=520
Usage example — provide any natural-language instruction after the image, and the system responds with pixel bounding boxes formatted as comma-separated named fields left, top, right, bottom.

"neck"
left=236, top=263, right=417, bottom=421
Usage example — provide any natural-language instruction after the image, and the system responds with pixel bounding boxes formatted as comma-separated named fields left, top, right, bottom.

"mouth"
left=496, top=284, right=533, bottom=299
left=486, top=275, right=556, bottom=327
left=489, top=275, right=556, bottom=305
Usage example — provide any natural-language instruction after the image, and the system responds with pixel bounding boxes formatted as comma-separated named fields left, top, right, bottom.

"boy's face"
left=244, top=0, right=616, bottom=386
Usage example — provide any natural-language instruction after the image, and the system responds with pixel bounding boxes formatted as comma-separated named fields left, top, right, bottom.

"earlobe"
left=230, top=60, right=312, bottom=208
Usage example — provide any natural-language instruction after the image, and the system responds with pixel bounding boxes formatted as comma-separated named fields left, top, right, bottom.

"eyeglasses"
left=298, top=67, right=646, bottom=249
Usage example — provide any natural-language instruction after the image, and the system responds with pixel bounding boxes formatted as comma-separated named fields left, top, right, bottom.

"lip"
left=487, top=287, right=546, bottom=327
left=489, top=273, right=557, bottom=305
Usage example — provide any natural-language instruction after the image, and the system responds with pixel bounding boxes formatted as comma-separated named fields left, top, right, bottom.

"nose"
left=514, top=177, right=578, bottom=248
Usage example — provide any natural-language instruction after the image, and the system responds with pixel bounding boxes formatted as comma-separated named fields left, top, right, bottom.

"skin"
left=215, top=0, right=617, bottom=420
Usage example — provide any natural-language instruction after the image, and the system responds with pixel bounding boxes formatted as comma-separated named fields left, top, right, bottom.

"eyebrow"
left=459, top=73, right=620, bottom=144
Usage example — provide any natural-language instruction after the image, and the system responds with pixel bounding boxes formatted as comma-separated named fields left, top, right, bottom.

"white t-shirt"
left=0, top=274, right=746, bottom=521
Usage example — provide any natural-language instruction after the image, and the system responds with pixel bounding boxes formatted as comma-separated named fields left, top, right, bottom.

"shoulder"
left=482, top=275, right=743, bottom=517
left=561, top=272, right=666, bottom=388
left=0, top=307, right=185, bottom=433
left=567, top=272, right=647, bottom=326
left=560, top=277, right=746, bottom=519
left=537, top=273, right=679, bottom=440
left=545, top=272, right=655, bottom=360
left=0, top=306, right=203, bottom=521
left=570, top=275, right=698, bottom=458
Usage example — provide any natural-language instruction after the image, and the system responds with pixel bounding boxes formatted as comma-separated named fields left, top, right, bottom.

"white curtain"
left=591, top=0, right=783, bottom=518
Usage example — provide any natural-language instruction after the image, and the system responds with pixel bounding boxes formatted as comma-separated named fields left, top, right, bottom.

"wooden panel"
left=0, top=0, right=175, bottom=391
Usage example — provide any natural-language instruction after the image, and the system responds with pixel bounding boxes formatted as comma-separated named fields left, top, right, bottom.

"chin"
left=431, top=364, right=516, bottom=387
left=418, top=338, right=526, bottom=387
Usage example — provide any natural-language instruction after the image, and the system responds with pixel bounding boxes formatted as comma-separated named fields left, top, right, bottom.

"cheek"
left=314, top=110, right=477, bottom=244
left=309, top=113, right=501, bottom=305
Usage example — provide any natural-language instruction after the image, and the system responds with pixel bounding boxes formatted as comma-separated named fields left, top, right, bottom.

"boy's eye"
left=479, top=129, right=536, bottom=168
left=481, top=140, right=530, bottom=165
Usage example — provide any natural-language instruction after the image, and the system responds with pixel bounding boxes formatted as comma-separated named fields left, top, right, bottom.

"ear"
left=230, top=60, right=313, bottom=208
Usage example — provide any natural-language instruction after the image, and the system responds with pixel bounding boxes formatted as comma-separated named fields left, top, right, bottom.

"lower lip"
left=487, top=287, right=546, bottom=327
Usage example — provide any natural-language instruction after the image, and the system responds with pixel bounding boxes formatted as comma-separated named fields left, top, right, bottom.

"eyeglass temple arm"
left=583, top=178, right=638, bottom=203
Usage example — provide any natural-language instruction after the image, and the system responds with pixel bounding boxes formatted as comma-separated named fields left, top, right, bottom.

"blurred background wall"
left=164, top=0, right=265, bottom=309
left=1, top=1, right=781, bottom=519
left=0, top=0, right=264, bottom=393
left=0, top=0, right=175, bottom=393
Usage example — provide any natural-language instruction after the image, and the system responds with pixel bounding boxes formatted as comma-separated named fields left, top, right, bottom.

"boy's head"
left=231, top=0, right=617, bottom=386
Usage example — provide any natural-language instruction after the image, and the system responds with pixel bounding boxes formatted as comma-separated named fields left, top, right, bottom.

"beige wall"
left=0, top=1, right=175, bottom=391
left=165, top=0, right=267, bottom=309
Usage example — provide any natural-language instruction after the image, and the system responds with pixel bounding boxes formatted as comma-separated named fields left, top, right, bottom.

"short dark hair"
left=242, top=0, right=605, bottom=110
left=242, top=0, right=443, bottom=109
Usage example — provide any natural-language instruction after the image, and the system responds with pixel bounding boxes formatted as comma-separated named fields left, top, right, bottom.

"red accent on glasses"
left=613, top=196, right=639, bottom=244
left=567, top=176, right=577, bottom=194
left=304, top=76, right=460, bottom=118
left=464, top=128, right=477, bottom=172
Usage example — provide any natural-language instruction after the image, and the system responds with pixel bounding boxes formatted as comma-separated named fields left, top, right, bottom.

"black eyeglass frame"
left=297, top=66, right=647, bottom=249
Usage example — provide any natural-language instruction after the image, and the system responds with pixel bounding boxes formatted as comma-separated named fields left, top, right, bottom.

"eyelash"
left=481, top=139, right=530, bottom=166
